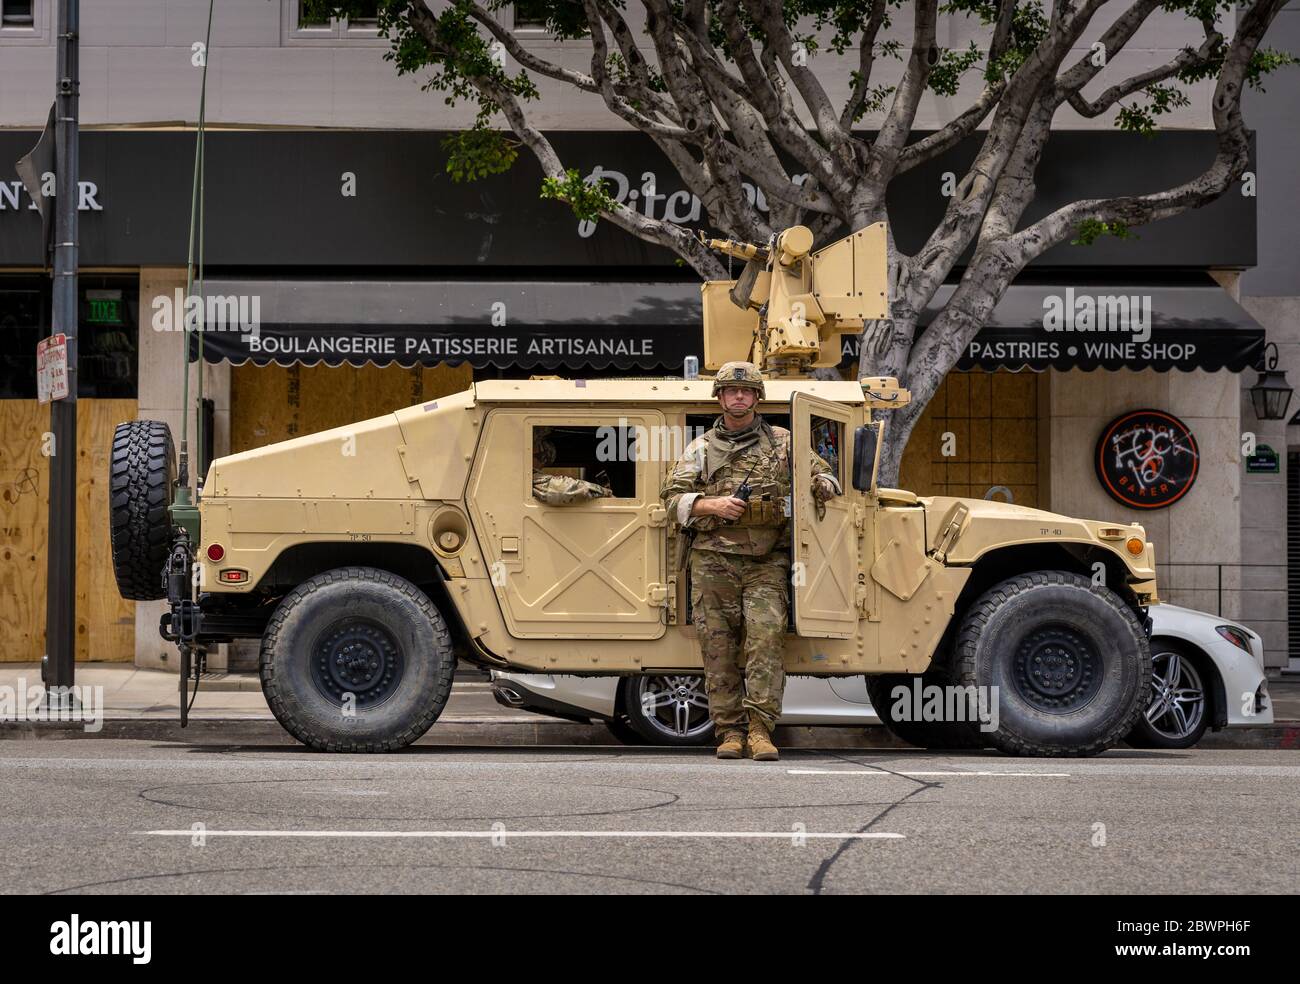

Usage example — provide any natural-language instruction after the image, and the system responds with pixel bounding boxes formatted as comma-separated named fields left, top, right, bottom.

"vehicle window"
left=810, top=415, right=843, bottom=484
left=531, top=424, right=637, bottom=498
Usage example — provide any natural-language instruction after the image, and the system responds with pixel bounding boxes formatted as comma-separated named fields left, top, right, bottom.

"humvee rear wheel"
left=864, top=671, right=986, bottom=750
left=109, top=419, right=175, bottom=601
left=260, top=567, right=454, bottom=752
left=955, top=571, right=1151, bottom=757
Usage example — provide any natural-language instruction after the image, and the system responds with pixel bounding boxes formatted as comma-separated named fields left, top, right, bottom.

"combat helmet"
left=711, top=361, right=766, bottom=400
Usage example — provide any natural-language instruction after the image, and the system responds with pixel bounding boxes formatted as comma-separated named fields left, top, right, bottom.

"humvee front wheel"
left=955, top=571, right=1151, bottom=757
left=260, top=567, right=454, bottom=752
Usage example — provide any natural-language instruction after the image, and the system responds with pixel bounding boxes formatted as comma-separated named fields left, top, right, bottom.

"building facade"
left=0, top=1, right=1294, bottom=672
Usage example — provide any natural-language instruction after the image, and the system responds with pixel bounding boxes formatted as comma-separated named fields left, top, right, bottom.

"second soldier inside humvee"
left=532, top=425, right=613, bottom=505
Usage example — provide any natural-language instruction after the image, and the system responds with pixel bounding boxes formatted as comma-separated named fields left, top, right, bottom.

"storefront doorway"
left=0, top=273, right=140, bottom=662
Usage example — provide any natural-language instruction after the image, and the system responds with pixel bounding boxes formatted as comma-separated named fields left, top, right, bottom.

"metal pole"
left=44, top=0, right=78, bottom=692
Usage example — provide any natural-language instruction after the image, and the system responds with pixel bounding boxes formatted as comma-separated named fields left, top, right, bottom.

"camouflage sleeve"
left=660, top=435, right=710, bottom=528
left=532, top=472, right=611, bottom=505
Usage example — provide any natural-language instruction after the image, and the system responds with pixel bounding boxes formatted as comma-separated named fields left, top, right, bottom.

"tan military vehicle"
left=110, top=223, right=1156, bottom=756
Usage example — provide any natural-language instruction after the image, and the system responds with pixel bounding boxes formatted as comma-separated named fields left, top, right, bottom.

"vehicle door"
left=467, top=408, right=669, bottom=639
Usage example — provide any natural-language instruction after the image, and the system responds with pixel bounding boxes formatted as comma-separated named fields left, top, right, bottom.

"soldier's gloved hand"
left=812, top=477, right=836, bottom=503
left=812, top=477, right=836, bottom=521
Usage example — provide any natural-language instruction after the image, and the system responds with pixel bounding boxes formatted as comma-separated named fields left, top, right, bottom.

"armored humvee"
left=110, top=222, right=1156, bottom=755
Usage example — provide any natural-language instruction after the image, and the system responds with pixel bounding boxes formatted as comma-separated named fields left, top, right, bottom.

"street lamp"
left=1249, top=342, right=1294, bottom=421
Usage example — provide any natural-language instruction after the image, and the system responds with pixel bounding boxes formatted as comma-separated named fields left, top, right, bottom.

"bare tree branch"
left=839, top=0, right=890, bottom=129
left=871, top=0, right=940, bottom=176
left=742, top=0, right=854, bottom=166
left=409, top=0, right=728, bottom=277
left=1066, top=29, right=1223, bottom=117
left=1009, top=0, right=1284, bottom=262
left=582, top=0, right=696, bottom=139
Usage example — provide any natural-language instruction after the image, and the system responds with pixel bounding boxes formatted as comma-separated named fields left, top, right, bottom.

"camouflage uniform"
left=531, top=427, right=611, bottom=505
left=532, top=471, right=611, bottom=505
left=661, top=397, right=839, bottom=733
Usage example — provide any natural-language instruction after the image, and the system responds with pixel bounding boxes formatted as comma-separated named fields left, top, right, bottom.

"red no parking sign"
left=36, top=332, right=69, bottom=404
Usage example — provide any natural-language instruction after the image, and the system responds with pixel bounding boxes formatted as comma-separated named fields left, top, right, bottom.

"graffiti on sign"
left=1095, top=409, right=1199, bottom=509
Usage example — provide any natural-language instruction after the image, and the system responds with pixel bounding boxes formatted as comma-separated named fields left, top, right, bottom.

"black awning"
left=838, top=285, right=1266, bottom=372
left=189, top=280, right=1265, bottom=374
left=188, top=280, right=703, bottom=370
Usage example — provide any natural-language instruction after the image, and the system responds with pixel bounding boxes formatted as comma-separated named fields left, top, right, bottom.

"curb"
left=0, top=720, right=907, bottom=747
left=2, top=719, right=1295, bottom=750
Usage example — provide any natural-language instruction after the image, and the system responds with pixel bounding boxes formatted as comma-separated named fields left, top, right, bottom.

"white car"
left=490, top=604, right=1272, bottom=749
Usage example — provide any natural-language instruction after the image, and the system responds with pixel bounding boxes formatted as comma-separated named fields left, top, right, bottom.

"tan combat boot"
left=747, top=718, right=779, bottom=761
left=716, top=729, right=746, bottom=759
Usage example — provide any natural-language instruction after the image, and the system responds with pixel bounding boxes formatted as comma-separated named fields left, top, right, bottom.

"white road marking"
left=141, top=829, right=904, bottom=840
left=788, top=769, right=1071, bottom=777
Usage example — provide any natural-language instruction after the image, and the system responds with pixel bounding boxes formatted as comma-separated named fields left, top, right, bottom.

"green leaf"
left=1071, top=219, right=1137, bottom=246
left=442, top=127, right=520, bottom=183
left=539, top=167, right=620, bottom=224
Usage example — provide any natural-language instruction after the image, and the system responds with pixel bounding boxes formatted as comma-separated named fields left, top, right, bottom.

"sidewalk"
left=1, top=662, right=1297, bottom=749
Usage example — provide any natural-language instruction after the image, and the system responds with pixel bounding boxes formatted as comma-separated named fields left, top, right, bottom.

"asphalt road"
left=2, top=739, right=1296, bottom=895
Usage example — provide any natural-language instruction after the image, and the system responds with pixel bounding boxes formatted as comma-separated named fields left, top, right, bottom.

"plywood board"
left=0, top=398, right=137, bottom=662
left=232, top=362, right=472, bottom=453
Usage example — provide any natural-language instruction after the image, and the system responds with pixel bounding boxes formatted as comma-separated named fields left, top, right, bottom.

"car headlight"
left=1215, top=624, right=1253, bottom=654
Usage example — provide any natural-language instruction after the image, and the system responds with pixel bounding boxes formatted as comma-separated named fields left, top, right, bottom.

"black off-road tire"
left=260, top=567, right=455, bottom=752
left=109, top=419, right=175, bottom=601
left=955, top=570, right=1152, bottom=757
left=865, top=670, right=987, bottom=750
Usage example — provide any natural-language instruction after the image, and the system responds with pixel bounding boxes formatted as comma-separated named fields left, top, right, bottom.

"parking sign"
left=37, top=332, right=69, bottom=404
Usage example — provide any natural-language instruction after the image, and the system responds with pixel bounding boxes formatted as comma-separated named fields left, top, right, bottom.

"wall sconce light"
left=1250, top=342, right=1293, bottom=421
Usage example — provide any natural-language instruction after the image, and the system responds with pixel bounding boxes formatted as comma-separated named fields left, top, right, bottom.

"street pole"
left=44, top=0, right=79, bottom=694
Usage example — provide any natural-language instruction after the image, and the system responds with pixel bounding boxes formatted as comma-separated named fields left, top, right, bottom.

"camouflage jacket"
left=660, top=415, right=839, bottom=556
left=532, top=471, right=611, bottom=505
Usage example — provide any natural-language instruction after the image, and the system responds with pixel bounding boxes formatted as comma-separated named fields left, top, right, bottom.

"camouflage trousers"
left=689, top=547, right=789, bottom=732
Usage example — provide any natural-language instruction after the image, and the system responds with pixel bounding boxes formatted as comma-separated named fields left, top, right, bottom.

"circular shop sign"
left=1095, top=409, right=1199, bottom=509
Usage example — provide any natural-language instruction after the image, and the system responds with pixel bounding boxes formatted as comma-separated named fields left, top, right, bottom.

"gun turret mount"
left=701, top=221, right=892, bottom=385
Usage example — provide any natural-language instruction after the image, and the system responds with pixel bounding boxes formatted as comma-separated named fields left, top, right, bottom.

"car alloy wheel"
left=1144, top=647, right=1206, bottom=742
left=630, top=675, right=714, bottom=741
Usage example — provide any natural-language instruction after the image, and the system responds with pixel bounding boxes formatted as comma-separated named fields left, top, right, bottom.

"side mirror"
left=853, top=423, right=880, bottom=492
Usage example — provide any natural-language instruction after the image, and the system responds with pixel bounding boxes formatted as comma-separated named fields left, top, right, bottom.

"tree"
left=314, top=0, right=1294, bottom=482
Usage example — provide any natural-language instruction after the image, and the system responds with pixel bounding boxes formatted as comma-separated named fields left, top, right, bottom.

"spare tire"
left=109, top=419, right=175, bottom=600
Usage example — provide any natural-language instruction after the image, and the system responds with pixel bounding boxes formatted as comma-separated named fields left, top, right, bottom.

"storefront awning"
left=841, top=284, right=1266, bottom=372
left=188, top=280, right=703, bottom=370
left=189, top=280, right=1265, bottom=374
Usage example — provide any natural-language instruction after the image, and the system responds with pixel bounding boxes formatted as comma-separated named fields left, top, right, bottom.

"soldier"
left=661, top=362, right=839, bottom=761
left=532, top=426, right=613, bottom=505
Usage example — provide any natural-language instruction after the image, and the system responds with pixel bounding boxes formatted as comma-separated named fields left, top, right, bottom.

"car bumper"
left=1211, top=636, right=1273, bottom=727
